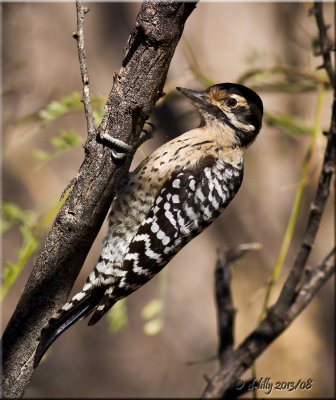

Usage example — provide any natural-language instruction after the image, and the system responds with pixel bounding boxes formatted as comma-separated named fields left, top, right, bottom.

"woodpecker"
left=34, top=83, right=263, bottom=367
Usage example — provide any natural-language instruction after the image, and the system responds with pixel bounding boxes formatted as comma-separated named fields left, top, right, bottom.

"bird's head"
left=176, top=83, right=263, bottom=147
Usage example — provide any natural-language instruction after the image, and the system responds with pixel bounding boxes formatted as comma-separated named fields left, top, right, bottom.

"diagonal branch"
left=1, top=2, right=197, bottom=398
left=288, top=247, right=336, bottom=318
left=276, top=3, right=336, bottom=312
left=202, top=3, right=335, bottom=398
left=202, top=249, right=335, bottom=398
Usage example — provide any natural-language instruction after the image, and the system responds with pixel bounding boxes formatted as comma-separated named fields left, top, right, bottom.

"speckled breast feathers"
left=34, top=82, right=263, bottom=368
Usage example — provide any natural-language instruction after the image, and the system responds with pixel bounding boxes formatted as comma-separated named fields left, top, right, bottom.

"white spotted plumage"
left=34, top=82, right=263, bottom=368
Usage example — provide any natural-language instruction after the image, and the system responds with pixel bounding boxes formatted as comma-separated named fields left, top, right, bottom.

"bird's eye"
left=225, top=98, right=238, bottom=108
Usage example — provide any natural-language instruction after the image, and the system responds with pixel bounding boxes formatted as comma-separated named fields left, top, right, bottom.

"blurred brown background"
left=2, top=2, right=334, bottom=398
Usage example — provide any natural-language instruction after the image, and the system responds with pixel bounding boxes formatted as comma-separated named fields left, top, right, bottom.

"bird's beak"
left=176, top=87, right=209, bottom=107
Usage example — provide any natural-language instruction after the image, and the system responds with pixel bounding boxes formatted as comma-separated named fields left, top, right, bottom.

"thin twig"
left=202, top=3, right=335, bottom=398
left=310, top=2, right=335, bottom=86
left=258, top=83, right=326, bottom=322
left=74, top=0, right=96, bottom=141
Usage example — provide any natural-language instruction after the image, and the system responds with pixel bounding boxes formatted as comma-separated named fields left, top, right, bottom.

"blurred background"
left=2, top=2, right=334, bottom=398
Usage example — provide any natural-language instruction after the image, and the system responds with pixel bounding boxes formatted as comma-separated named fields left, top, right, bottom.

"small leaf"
left=19, top=224, right=33, bottom=241
left=1, top=230, right=40, bottom=301
left=50, top=130, right=82, bottom=151
left=141, top=298, right=163, bottom=320
left=60, top=130, right=82, bottom=147
left=143, top=317, right=163, bottom=336
left=37, top=92, right=82, bottom=121
left=38, top=109, right=57, bottom=121
left=63, top=91, right=81, bottom=107
left=32, top=149, right=51, bottom=161
left=264, top=111, right=314, bottom=137
left=50, top=136, right=69, bottom=149
left=2, top=202, right=29, bottom=232
left=3, top=260, right=15, bottom=279
left=1, top=193, right=75, bottom=301
left=38, top=102, right=66, bottom=121
left=107, top=299, right=128, bottom=333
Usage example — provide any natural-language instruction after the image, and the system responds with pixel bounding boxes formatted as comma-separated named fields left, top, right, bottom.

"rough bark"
left=1, top=2, right=197, bottom=398
left=203, top=249, right=335, bottom=398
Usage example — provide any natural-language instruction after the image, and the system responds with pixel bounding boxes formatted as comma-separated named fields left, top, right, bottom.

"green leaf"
left=38, top=102, right=67, bottom=121
left=51, top=130, right=82, bottom=150
left=1, top=228, right=40, bottom=301
left=60, top=130, right=82, bottom=147
left=264, top=111, right=314, bottom=138
left=143, top=317, right=163, bottom=336
left=50, top=136, right=69, bottom=149
left=63, top=91, right=82, bottom=107
left=2, top=202, right=31, bottom=232
left=141, top=298, right=163, bottom=320
left=32, top=149, right=52, bottom=161
left=106, top=298, right=128, bottom=333
left=1, top=191, right=71, bottom=301
left=37, top=92, right=83, bottom=121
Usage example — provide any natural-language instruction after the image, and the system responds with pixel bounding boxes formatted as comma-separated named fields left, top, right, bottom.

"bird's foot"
left=99, top=121, right=155, bottom=160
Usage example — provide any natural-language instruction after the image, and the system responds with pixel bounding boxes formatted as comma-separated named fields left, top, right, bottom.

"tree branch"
left=310, top=2, right=335, bottom=86
left=73, top=1, right=96, bottom=141
left=202, top=3, right=335, bottom=398
left=215, top=243, right=262, bottom=366
left=215, top=248, right=236, bottom=366
left=1, top=2, right=197, bottom=398
left=202, top=249, right=335, bottom=398
left=276, top=2, right=335, bottom=312
left=288, top=247, right=336, bottom=318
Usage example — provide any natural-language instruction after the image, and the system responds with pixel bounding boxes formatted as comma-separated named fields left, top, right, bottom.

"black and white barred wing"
left=107, top=156, right=243, bottom=301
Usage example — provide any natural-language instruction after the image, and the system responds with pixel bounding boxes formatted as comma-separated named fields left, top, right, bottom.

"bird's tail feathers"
left=34, top=285, right=105, bottom=368
left=88, top=296, right=113, bottom=326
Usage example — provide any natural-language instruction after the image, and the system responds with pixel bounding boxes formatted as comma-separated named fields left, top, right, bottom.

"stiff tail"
left=34, top=286, right=105, bottom=368
left=88, top=297, right=112, bottom=326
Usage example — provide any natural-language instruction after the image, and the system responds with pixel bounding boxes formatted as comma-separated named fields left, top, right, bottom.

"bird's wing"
left=88, top=155, right=242, bottom=324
